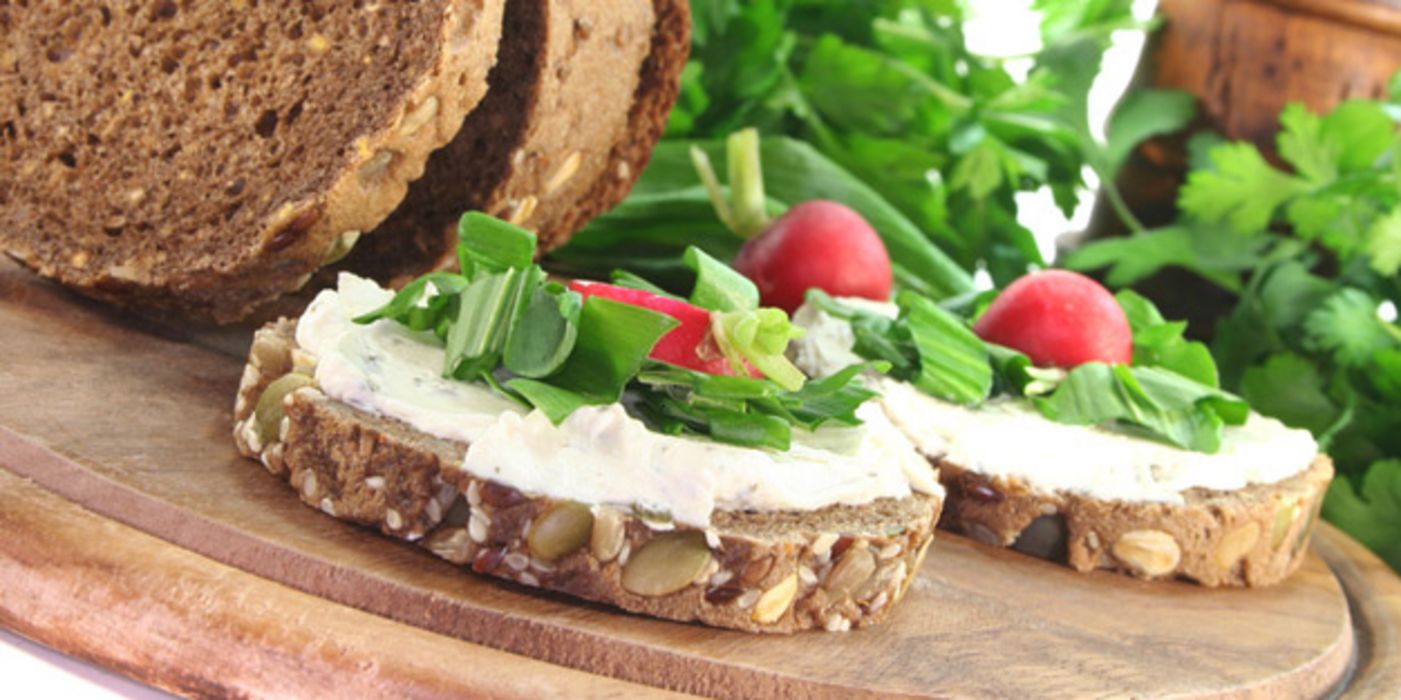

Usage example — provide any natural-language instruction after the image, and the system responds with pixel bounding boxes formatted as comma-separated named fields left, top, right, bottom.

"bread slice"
left=232, top=318, right=942, bottom=633
left=936, top=456, right=1333, bottom=587
left=0, top=1, right=503, bottom=321
left=339, top=0, right=691, bottom=285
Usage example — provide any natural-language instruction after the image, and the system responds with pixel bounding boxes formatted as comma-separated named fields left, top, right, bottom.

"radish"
left=973, top=270, right=1132, bottom=368
left=692, top=129, right=892, bottom=313
left=568, top=280, right=749, bottom=376
left=732, top=200, right=891, bottom=313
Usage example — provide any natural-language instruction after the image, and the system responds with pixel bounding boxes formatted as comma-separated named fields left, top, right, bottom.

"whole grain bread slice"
left=0, top=1, right=503, bottom=322
left=935, top=456, right=1334, bottom=587
left=339, top=0, right=691, bottom=285
left=231, top=318, right=941, bottom=633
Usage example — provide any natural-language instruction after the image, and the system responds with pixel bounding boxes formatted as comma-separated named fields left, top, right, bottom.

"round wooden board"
left=2, top=261, right=1397, bottom=698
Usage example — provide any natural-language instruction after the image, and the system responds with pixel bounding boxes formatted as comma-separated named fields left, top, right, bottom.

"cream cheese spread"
left=790, top=297, right=1319, bottom=504
left=295, top=274, right=940, bottom=528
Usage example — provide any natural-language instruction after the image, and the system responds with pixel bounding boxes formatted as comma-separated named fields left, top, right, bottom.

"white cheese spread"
left=790, top=297, right=1319, bottom=504
left=295, top=274, right=940, bottom=528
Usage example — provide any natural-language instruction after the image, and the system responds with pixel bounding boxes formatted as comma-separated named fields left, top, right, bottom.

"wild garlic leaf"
left=899, top=290, right=993, bottom=405
left=456, top=211, right=537, bottom=274
left=1179, top=141, right=1311, bottom=234
left=443, top=267, right=538, bottom=378
left=1303, top=288, right=1396, bottom=367
left=546, top=296, right=678, bottom=403
left=1116, top=289, right=1219, bottom=387
left=1033, top=363, right=1246, bottom=453
left=502, top=284, right=581, bottom=379
left=504, top=379, right=591, bottom=425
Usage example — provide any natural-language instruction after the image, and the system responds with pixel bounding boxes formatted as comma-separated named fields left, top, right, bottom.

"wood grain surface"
left=0, top=259, right=1390, bottom=698
left=0, top=469, right=684, bottom=699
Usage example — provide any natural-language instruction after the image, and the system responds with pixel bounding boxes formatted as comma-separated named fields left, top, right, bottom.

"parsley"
left=551, top=0, right=1187, bottom=290
left=1067, top=89, right=1401, bottom=571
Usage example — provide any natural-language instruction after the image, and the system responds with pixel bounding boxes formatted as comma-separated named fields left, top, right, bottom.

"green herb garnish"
left=808, top=287, right=1245, bottom=452
left=355, top=212, right=874, bottom=450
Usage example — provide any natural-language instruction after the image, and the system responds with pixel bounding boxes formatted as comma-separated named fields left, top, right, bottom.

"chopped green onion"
left=683, top=245, right=759, bottom=312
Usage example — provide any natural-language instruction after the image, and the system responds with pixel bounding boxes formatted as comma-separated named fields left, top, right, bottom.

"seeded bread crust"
left=341, top=0, right=691, bottom=285
left=1, top=1, right=503, bottom=322
left=232, top=319, right=941, bottom=633
left=936, top=455, right=1334, bottom=587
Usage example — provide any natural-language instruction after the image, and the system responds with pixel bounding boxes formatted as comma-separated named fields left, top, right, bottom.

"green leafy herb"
left=503, top=284, right=582, bottom=378
left=545, top=296, right=678, bottom=403
left=555, top=2, right=1175, bottom=291
left=1033, top=364, right=1247, bottom=453
left=443, top=266, right=539, bottom=378
left=457, top=211, right=537, bottom=274
left=683, top=244, right=759, bottom=312
left=1324, top=460, right=1401, bottom=571
left=1066, top=89, right=1401, bottom=570
left=898, top=290, right=992, bottom=404
left=633, top=361, right=882, bottom=450
left=1117, top=290, right=1219, bottom=387
left=1302, top=288, right=1397, bottom=368
left=711, top=307, right=806, bottom=390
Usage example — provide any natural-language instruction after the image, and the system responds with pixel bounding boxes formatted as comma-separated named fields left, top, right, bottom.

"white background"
left=0, top=1, right=1153, bottom=695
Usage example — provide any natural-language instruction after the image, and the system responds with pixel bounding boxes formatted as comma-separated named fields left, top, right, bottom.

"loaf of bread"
left=341, top=0, right=690, bottom=285
left=232, top=317, right=943, bottom=634
left=0, top=1, right=503, bottom=321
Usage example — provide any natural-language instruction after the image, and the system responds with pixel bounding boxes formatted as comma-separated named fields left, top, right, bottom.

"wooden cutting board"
left=1, top=259, right=1397, bottom=698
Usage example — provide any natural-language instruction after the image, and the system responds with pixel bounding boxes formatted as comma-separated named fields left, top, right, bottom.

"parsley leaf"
left=1179, top=141, right=1311, bottom=234
left=1239, top=353, right=1340, bottom=434
left=1366, top=205, right=1401, bottom=276
left=1303, top=288, right=1397, bottom=367
left=1324, top=459, right=1401, bottom=571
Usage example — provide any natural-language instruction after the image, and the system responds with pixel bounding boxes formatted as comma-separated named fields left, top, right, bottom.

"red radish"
left=973, top=270, right=1132, bottom=368
left=732, top=200, right=892, bottom=313
left=568, top=281, right=751, bottom=376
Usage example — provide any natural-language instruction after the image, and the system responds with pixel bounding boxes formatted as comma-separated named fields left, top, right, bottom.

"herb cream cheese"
left=295, top=274, right=941, bottom=528
left=790, top=297, right=1319, bottom=504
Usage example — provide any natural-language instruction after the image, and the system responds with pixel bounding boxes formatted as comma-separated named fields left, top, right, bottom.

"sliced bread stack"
left=343, top=0, right=691, bottom=285
left=0, top=0, right=688, bottom=321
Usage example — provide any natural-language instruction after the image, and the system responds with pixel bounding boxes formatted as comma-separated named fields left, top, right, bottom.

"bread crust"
left=233, top=319, right=942, bottom=633
left=936, top=455, right=1334, bottom=587
left=341, top=0, right=691, bottom=285
left=2, top=1, right=504, bottom=322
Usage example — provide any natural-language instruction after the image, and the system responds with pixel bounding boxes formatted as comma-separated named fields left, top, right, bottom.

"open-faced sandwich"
left=233, top=213, right=944, bottom=633
left=676, top=128, right=1332, bottom=589
left=790, top=278, right=1331, bottom=587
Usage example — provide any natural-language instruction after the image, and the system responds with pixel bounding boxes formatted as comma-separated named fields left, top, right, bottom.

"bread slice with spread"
left=790, top=285, right=1333, bottom=588
left=1, top=1, right=504, bottom=322
left=340, top=0, right=690, bottom=285
left=232, top=217, right=943, bottom=633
